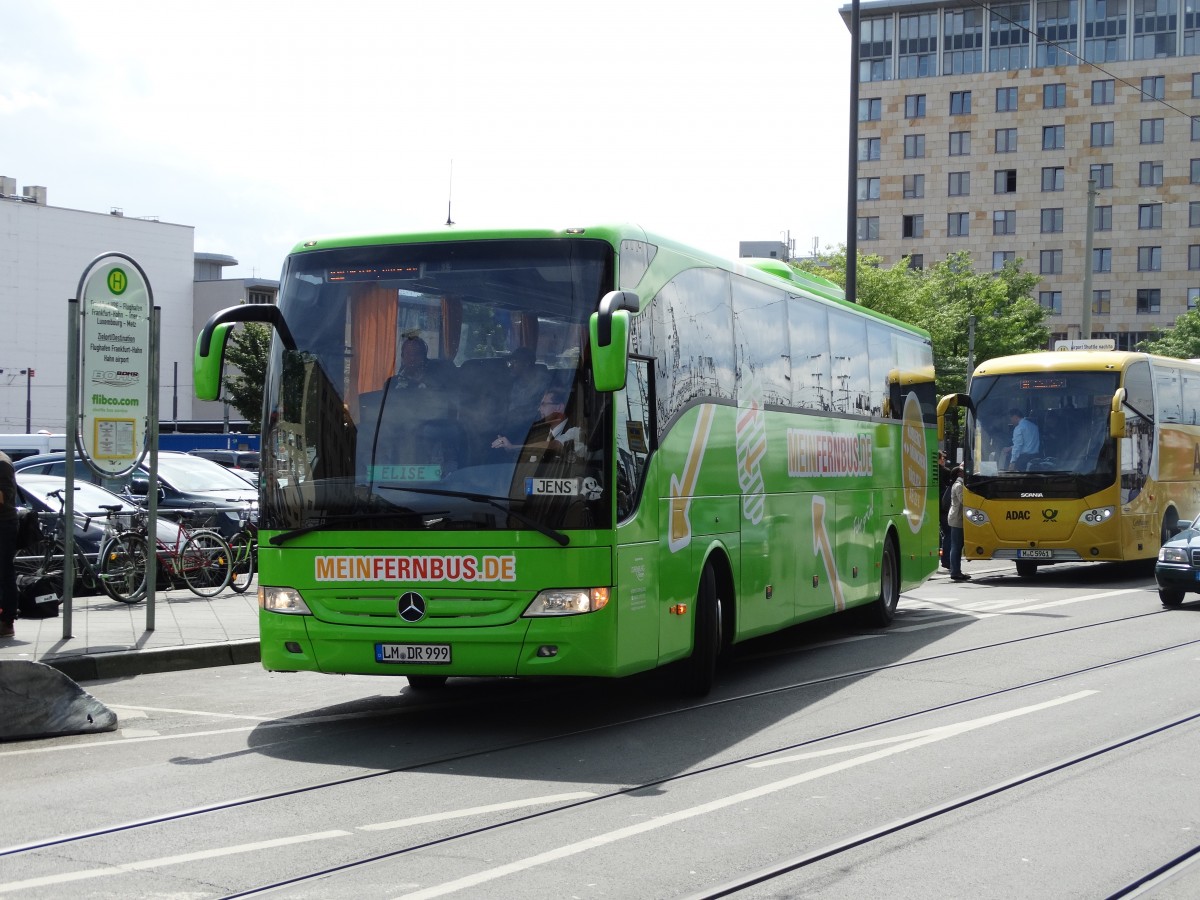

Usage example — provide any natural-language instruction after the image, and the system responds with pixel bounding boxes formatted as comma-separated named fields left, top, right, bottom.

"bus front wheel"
left=406, top=675, right=448, bottom=691
left=679, top=565, right=722, bottom=698
left=1015, top=561, right=1039, bottom=579
left=858, top=535, right=900, bottom=627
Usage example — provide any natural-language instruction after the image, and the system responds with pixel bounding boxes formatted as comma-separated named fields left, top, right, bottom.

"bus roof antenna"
left=445, top=159, right=455, bottom=227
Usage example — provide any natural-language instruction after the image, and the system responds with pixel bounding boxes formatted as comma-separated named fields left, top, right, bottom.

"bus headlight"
left=1159, top=546, right=1189, bottom=564
left=964, top=507, right=988, bottom=525
left=523, top=587, right=610, bottom=616
left=260, top=586, right=312, bottom=615
left=1079, top=506, right=1115, bottom=525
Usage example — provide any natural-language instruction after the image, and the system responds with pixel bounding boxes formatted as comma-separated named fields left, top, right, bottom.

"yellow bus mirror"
left=1109, top=410, right=1126, bottom=438
left=936, top=393, right=964, bottom=442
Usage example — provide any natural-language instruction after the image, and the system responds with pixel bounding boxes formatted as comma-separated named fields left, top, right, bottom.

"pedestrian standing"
left=938, top=449, right=953, bottom=569
left=0, top=450, right=18, bottom=637
left=947, top=465, right=970, bottom=582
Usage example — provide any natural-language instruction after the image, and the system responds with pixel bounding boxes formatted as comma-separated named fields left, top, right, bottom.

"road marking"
left=389, top=691, right=1096, bottom=900
left=108, top=704, right=271, bottom=721
left=894, top=589, right=1143, bottom=631
left=360, top=792, right=596, bottom=831
left=0, top=831, right=350, bottom=893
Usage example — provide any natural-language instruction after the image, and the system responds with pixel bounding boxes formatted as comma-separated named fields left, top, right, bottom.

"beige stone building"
left=842, top=0, right=1200, bottom=348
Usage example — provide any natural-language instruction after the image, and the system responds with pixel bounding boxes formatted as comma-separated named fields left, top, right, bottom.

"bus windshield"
left=967, top=370, right=1118, bottom=487
left=260, top=238, right=614, bottom=534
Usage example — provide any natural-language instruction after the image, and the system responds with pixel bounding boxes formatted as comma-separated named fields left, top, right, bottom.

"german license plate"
left=375, top=643, right=452, bottom=664
left=1018, top=549, right=1053, bottom=559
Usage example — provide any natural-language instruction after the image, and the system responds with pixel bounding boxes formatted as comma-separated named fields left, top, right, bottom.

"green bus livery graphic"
left=195, top=225, right=938, bottom=694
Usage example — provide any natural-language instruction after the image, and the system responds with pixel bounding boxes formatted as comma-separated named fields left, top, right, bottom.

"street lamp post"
left=1081, top=178, right=1097, bottom=342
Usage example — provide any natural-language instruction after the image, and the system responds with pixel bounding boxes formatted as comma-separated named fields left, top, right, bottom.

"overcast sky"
left=2, top=1, right=853, bottom=280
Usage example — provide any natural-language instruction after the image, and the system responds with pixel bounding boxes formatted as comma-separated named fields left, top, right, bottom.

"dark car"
left=187, top=449, right=259, bottom=486
left=13, top=451, right=257, bottom=539
left=1155, top=516, right=1200, bottom=607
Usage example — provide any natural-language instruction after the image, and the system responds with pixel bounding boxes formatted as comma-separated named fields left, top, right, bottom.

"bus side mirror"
left=936, top=393, right=967, bottom=441
left=194, top=322, right=235, bottom=401
left=1109, top=387, right=1126, bottom=438
left=589, top=290, right=640, bottom=393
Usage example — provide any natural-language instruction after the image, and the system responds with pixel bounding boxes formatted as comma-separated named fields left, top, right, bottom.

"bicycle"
left=226, top=505, right=257, bottom=594
left=101, top=507, right=234, bottom=602
left=14, top=490, right=142, bottom=603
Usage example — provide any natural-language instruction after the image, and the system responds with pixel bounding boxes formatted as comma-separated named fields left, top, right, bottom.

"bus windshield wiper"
left=269, top=509, right=431, bottom=546
left=375, top=484, right=570, bottom=547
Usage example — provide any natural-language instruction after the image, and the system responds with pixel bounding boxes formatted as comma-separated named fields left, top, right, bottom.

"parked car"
left=13, top=451, right=258, bottom=539
left=187, top=449, right=260, bottom=486
left=1155, top=516, right=1200, bottom=607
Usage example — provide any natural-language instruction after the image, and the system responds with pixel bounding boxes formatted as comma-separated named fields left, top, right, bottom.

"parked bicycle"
left=14, top=488, right=142, bottom=603
left=226, top=505, right=257, bottom=594
left=100, top=507, right=234, bottom=602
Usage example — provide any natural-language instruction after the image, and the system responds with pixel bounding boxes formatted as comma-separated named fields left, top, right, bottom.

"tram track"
left=4, top=607, right=1192, bottom=898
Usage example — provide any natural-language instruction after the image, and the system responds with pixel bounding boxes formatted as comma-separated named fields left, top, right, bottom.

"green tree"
left=1136, top=309, right=1200, bottom=358
left=795, top=249, right=1049, bottom=397
left=220, top=322, right=270, bottom=430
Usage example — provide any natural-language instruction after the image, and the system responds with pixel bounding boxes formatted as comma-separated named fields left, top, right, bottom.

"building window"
left=996, top=86, right=1018, bottom=111
left=1193, top=159, right=1200, bottom=183
left=994, top=250, right=1016, bottom=269
left=1140, top=161, right=1164, bottom=186
left=1041, top=249, right=1063, bottom=274
left=1140, top=118, right=1165, bottom=144
left=903, top=174, right=925, bottom=199
left=990, top=2, right=1031, bottom=70
left=1134, top=14, right=1176, bottom=62
left=1043, top=83, right=1067, bottom=108
left=1195, top=73, right=1200, bottom=97
left=1091, top=163, right=1114, bottom=188
left=1091, top=121, right=1115, bottom=146
left=1042, top=166, right=1065, bottom=192
left=904, top=94, right=926, bottom=118
left=1041, top=208, right=1065, bottom=233
left=1192, top=202, right=1200, bottom=227
left=1093, top=290, right=1111, bottom=315
left=948, top=212, right=970, bottom=236
left=246, top=290, right=274, bottom=305
left=949, top=130, right=972, bottom=155
left=1138, top=203, right=1163, bottom=229
left=948, top=171, right=971, bottom=196
left=994, top=210, right=1017, bottom=235
left=1193, top=117, right=1200, bottom=141
left=903, top=214, right=925, bottom=238
left=943, top=8, right=984, bottom=74
left=858, top=137, right=881, bottom=161
left=995, top=127, right=1018, bottom=152
left=1094, top=247, right=1113, bottom=273
left=1190, top=245, right=1200, bottom=270
left=904, top=134, right=926, bottom=158
left=1142, top=75, right=1166, bottom=100
left=860, top=16, right=894, bottom=82
left=1042, top=124, right=1066, bottom=149
left=1190, top=288, right=1200, bottom=310
left=1137, top=289, right=1161, bottom=314
left=858, top=98, right=882, bottom=122
left=908, top=254, right=924, bottom=270
left=950, top=90, right=973, bottom=114
left=899, top=12, right=939, bottom=78
left=1086, top=2, right=1128, bottom=62
left=995, top=169, right=1017, bottom=193
left=1138, top=246, right=1163, bottom=271
left=1039, top=291, right=1063, bottom=314
left=857, top=217, right=880, bottom=240
left=1038, top=2, right=1079, bottom=65
left=1096, top=205, right=1114, bottom=231
left=857, top=177, right=880, bottom=201
left=1092, top=79, right=1115, bottom=104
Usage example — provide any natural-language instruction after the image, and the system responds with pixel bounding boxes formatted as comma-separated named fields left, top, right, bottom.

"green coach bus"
left=195, top=225, right=939, bottom=695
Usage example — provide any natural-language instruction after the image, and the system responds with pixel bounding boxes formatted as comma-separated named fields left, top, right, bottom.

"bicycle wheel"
left=99, top=533, right=149, bottom=604
left=180, top=530, right=232, bottom=597
left=227, top=532, right=256, bottom=594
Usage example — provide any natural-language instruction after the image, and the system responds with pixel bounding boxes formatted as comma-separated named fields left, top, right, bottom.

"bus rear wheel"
left=679, top=564, right=722, bottom=698
left=858, top=535, right=900, bottom=627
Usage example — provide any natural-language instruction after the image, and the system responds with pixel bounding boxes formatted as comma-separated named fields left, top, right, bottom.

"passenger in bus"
left=504, top=347, right=549, bottom=417
left=491, top=388, right=583, bottom=463
left=1003, top=407, right=1040, bottom=471
left=391, top=336, right=448, bottom=391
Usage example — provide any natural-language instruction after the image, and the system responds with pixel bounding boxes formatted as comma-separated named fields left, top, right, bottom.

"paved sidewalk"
left=0, top=584, right=260, bottom=682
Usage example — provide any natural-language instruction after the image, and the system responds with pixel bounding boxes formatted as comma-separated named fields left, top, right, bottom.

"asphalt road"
left=4, top=560, right=1199, bottom=899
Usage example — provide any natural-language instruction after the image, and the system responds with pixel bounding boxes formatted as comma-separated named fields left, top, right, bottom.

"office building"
left=842, top=0, right=1200, bottom=348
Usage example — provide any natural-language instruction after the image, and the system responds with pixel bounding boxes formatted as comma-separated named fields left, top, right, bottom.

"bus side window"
left=616, top=357, right=654, bottom=521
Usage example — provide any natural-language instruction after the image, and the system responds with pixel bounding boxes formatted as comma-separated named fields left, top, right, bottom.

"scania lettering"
left=195, top=226, right=939, bottom=694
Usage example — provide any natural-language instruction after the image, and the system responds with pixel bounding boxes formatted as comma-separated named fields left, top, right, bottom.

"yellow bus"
left=938, top=350, right=1200, bottom=578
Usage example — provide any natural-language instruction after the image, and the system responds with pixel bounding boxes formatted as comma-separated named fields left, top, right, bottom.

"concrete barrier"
left=0, top=660, right=118, bottom=741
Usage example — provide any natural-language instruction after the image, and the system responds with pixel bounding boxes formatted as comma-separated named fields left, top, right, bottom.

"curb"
left=47, top=639, right=260, bottom=683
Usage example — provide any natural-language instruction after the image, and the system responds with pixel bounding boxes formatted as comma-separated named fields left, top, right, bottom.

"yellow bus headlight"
left=1079, top=506, right=1115, bottom=525
left=964, top=507, right=988, bottom=525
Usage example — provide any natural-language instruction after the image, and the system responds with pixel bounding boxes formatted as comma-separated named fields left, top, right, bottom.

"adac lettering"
left=1006, top=510, right=1031, bottom=520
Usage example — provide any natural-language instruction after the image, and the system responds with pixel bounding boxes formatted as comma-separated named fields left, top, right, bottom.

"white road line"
left=894, top=588, right=1143, bottom=631
left=108, top=704, right=271, bottom=721
left=359, top=792, right=597, bottom=831
left=0, top=831, right=350, bottom=893
left=390, top=691, right=1097, bottom=900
